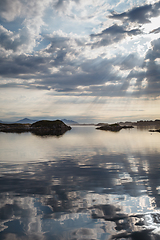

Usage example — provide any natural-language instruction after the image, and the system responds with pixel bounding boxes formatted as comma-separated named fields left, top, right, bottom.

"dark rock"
left=0, top=123, right=30, bottom=133
left=31, top=120, right=71, bottom=136
left=96, top=123, right=134, bottom=132
left=149, top=129, right=160, bottom=133
left=96, top=123, right=123, bottom=132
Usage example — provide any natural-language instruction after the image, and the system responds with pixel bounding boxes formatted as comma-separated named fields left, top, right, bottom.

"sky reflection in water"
left=0, top=126, right=160, bottom=240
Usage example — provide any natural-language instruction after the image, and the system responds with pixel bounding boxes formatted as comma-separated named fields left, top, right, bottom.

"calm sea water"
left=0, top=126, right=160, bottom=240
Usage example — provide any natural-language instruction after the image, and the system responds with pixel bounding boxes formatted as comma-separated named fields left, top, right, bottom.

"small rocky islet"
left=96, top=123, right=134, bottom=132
left=149, top=129, right=160, bottom=133
left=0, top=120, right=72, bottom=136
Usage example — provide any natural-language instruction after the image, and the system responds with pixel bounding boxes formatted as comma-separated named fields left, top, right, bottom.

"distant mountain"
left=61, top=119, right=79, bottom=125
left=16, top=118, right=37, bottom=124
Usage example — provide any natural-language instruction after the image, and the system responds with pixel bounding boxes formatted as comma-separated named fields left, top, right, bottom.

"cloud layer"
left=0, top=0, right=160, bottom=120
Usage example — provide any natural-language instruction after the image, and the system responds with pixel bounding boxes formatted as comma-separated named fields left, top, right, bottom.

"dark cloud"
left=150, top=27, right=160, bottom=34
left=145, top=38, right=160, bottom=61
left=143, top=62, right=160, bottom=96
left=45, top=35, right=70, bottom=50
left=90, top=24, right=142, bottom=47
left=0, top=54, right=49, bottom=77
left=118, top=53, right=143, bottom=70
left=91, top=24, right=141, bottom=37
left=44, top=35, right=71, bottom=66
left=53, top=0, right=79, bottom=10
left=140, top=38, right=160, bottom=95
left=0, top=50, right=150, bottom=98
left=109, top=1, right=160, bottom=24
left=0, top=44, right=145, bottom=97
left=36, top=56, right=124, bottom=95
left=0, top=26, right=30, bottom=51
left=118, top=38, right=160, bottom=97
left=0, top=35, right=74, bottom=78
left=0, top=28, right=125, bottom=94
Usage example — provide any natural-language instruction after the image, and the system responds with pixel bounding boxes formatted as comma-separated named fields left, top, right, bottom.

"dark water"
left=0, top=126, right=160, bottom=240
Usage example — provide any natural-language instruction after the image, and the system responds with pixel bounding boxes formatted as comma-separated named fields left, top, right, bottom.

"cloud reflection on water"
left=0, top=126, right=160, bottom=239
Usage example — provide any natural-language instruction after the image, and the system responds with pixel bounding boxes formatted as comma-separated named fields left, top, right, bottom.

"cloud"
left=118, top=53, right=143, bottom=70
left=0, top=25, right=31, bottom=52
left=109, top=1, right=160, bottom=24
left=0, top=0, right=22, bottom=21
left=0, top=48, right=124, bottom=95
left=0, top=32, right=78, bottom=79
left=146, top=37, right=160, bottom=60
left=0, top=32, right=146, bottom=98
left=53, top=0, right=79, bottom=10
left=91, top=24, right=141, bottom=37
left=0, top=0, right=54, bottom=53
left=150, top=27, right=160, bottom=34
left=90, top=24, right=142, bottom=47
left=0, top=25, right=154, bottom=99
left=143, top=38, right=160, bottom=92
left=117, top=37, right=160, bottom=97
left=0, top=0, right=52, bottom=21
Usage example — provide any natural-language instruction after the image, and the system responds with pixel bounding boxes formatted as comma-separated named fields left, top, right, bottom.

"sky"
left=0, top=0, right=160, bottom=123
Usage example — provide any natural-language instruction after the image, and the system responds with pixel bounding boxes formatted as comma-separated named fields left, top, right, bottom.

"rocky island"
left=0, top=120, right=71, bottom=136
left=149, top=129, right=160, bottom=133
left=96, top=123, right=134, bottom=132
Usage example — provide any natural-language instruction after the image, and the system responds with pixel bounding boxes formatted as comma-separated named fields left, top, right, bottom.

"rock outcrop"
left=96, top=123, right=133, bottom=132
left=31, top=120, right=71, bottom=136
left=0, top=123, right=30, bottom=133
left=149, top=129, right=160, bottom=133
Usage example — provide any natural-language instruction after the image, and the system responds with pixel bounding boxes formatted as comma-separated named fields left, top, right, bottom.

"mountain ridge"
left=61, top=119, right=79, bottom=125
left=16, top=118, right=37, bottom=124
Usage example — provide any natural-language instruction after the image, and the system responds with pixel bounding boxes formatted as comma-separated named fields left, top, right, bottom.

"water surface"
left=0, top=126, right=160, bottom=239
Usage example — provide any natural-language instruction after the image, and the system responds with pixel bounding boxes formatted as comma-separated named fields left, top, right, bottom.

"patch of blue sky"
left=105, top=0, right=130, bottom=11
left=106, top=0, right=151, bottom=13
left=42, top=9, right=96, bottom=36
left=0, top=16, right=24, bottom=33
left=33, top=38, right=51, bottom=52
left=128, top=0, right=156, bottom=9
left=114, top=2, right=131, bottom=13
